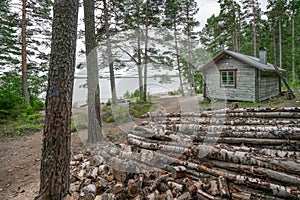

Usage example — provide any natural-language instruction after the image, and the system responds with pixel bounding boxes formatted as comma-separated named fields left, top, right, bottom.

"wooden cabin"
left=199, top=49, right=284, bottom=102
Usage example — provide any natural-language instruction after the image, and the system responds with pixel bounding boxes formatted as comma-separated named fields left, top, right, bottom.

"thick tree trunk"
left=36, top=0, right=79, bottom=198
left=21, top=0, right=29, bottom=104
left=84, top=0, right=102, bottom=143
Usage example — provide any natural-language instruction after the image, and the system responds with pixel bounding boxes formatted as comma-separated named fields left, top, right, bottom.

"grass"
left=102, top=101, right=158, bottom=124
left=0, top=113, right=44, bottom=140
left=198, top=92, right=300, bottom=108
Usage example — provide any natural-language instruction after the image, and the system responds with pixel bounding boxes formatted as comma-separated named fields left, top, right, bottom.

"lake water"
left=73, top=76, right=180, bottom=103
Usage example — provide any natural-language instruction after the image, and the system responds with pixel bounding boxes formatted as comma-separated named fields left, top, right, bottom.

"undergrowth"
left=102, top=101, right=158, bottom=124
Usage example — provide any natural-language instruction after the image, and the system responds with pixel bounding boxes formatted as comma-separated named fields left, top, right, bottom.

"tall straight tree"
left=181, top=0, right=200, bottom=95
left=267, top=0, right=288, bottom=68
left=218, top=0, right=242, bottom=52
left=163, top=0, right=185, bottom=96
left=143, top=0, right=149, bottom=102
left=241, top=0, right=262, bottom=57
left=36, top=0, right=79, bottom=198
left=103, top=0, right=117, bottom=104
left=84, top=0, right=103, bottom=142
left=21, top=0, right=29, bottom=103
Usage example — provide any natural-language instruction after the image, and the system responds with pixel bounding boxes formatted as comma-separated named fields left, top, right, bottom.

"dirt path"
left=0, top=131, right=42, bottom=199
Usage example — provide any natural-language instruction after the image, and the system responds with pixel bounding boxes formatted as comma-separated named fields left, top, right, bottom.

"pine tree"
left=0, top=0, right=20, bottom=69
left=180, top=0, right=200, bottom=95
left=241, top=0, right=262, bottom=57
left=200, top=14, right=225, bottom=54
left=163, top=0, right=185, bottom=96
left=267, top=0, right=288, bottom=68
left=36, top=0, right=79, bottom=198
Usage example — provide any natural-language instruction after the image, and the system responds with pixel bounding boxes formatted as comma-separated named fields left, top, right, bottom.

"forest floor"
left=0, top=93, right=299, bottom=199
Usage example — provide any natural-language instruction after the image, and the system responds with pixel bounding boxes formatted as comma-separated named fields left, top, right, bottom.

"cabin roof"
left=199, top=50, right=285, bottom=72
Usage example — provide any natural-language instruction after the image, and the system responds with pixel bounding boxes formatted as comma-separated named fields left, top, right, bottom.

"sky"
left=196, top=0, right=268, bottom=29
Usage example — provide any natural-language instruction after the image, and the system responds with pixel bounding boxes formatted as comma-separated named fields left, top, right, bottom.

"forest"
left=0, top=0, right=300, bottom=199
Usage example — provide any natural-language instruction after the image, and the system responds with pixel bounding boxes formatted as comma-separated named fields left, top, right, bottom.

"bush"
left=30, top=97, right=44, bottom=111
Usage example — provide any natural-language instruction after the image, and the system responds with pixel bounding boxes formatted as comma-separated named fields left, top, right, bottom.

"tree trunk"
left=136, top=4, right=143, bottom=101
left=104, top=0, right=117, bottom=104
left=279, top=19, right=282, bottom=68
left=84, top=0, right=102, bottom=143
left=143, top=0, right=149, bottom=102
left=292, top=14, right=295, bottom=83
left=273, top=26, right=277, bottom=66
left=21, top=0, right=29, bottom=104
left=174, top=22, right=185, bottom=96
left=252, top=0, right=257, bottom=57
left=36, top=0, right=79, bottom=198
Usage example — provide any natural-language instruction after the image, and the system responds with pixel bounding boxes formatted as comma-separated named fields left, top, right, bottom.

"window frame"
left=219, top=69, right=237, bottom=88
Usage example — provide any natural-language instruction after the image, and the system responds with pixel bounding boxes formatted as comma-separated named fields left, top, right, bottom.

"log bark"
left=197, top=144, right=300, bottom=175
left=185, top=117, right=300, bottom=127
left=128, top=137, right=191, bottom=155
left=163, top=124, right=300, bottom=135
left=210, top=160, right=300, bottom=186
left=193, top=136, right=300, bottom=146
left=218, top=176, right=229, bottom=198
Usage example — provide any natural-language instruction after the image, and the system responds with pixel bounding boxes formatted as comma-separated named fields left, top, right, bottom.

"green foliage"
left=168, top=88, right=181, bottom=96
left=238, top=102, right=262, bottom=107
left=101, top=101, right=157, bottom=123
left=71, top=120, right=77, bottom=133
left=0, top=0, right=21, bottom=68
left=123, top=89, right=140, bottom=99
left=106, top=99, right=112, bottom=106
left=0, top=113, right=44, bottom=140
left=0, top=72, right=45, bottom=139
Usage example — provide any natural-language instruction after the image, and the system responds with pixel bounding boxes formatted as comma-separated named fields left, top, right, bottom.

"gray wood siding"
left=204, top=57, right=256, bottom=102
left=259, top=72, right=280, bottom=101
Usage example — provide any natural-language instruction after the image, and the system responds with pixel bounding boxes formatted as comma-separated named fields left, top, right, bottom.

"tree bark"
left=36, top=0, right=79, bottom=198
left=136, top=4, right=143, bottom=101
left=84, top=0, right=102, bottom=143
left=104, top=0, right=117, bottom=104
left=292, top=12, right=295, bottom=83
left=174, top=22, right=185, bottom=96
left=279, top=19, right=282, bottom=68
left=22, top=0, right=29, bottom=104
left=143, top=0, right=149, bottom=102
left=252, top=0, right=257, bottom=57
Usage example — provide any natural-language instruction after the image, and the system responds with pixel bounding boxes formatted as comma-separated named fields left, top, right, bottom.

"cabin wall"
left=259, top=72, right=280, bottom=101
left=203, top=56, right=256, bottom=102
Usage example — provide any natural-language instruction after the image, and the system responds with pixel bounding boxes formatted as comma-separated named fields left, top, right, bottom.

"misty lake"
left=72, top=76, right=180, bottom=103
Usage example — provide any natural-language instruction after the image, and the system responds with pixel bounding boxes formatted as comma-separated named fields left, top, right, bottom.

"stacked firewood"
left=69, top=107, right=300, bottom=199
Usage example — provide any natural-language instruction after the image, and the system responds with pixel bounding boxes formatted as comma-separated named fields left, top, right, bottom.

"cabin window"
left=220, top=70, right=236, bottom=88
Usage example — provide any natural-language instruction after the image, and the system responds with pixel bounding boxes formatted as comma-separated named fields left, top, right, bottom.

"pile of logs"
left=69, top=107, right=300, bottom=199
